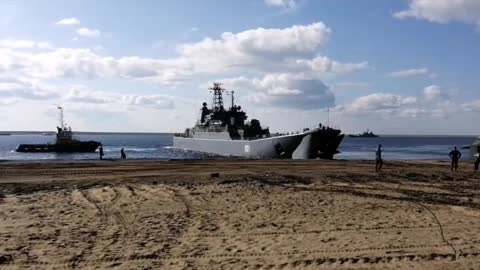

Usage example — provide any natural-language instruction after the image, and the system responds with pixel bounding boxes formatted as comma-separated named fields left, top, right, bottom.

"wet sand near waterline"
left=1, top=159, right=480, bottom=269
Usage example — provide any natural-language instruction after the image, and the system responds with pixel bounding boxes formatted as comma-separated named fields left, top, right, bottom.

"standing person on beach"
left=474, top=146, right=480, bottom=174
left=449, top=146, right=461, bottom=172
left=375, top=144, right=383, bottom=172
left=99, top=145, right=104, bottom=160
left=120, top=148, right=126, bottom=159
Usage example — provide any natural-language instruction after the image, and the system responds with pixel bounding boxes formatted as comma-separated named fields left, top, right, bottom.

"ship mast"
left=209, top=83, right=225, bottom=110
left=57, top=106, right=65, bottom=129
left=327, top=107, right=330, bottom=127
left=226, top=90, right=235, bottom=109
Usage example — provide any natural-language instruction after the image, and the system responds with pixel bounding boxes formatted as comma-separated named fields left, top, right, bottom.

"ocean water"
left=337, top=135, right=476, bottom=160
left=0, top=134, right=211, bottom=160
left=0, top=134, right=476, bottom=161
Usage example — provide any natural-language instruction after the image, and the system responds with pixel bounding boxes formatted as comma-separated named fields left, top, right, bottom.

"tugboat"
left=173, top=83, right=344, bottom=159
left=349, top=129, right=379, bottom=138
left=16, top=107, right=101, bottom=153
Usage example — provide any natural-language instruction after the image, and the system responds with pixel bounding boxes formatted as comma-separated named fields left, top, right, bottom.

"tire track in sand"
left=73, top=186, right=132, bottom=268
left=6, top=242, right=480, bottom=268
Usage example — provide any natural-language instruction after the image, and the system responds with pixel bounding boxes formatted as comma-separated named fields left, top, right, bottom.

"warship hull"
left=174, top=133, right=304, bottom=159
left=174, top=129, right=343, bottom=159
left=292, top=131, right=344, bottom=159
left=16, top=141, right=101, bottom=153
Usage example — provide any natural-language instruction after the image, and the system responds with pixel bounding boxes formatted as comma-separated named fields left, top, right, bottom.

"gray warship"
left=349, top=129, right=379, bottom=138
left=173, top=83, right=344, bottom=159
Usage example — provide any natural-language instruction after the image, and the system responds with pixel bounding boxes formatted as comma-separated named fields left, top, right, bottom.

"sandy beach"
left=1, top=159, right=480, bottom=269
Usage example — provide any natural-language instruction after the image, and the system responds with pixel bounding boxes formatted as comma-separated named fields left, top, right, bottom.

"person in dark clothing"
left=200, top=102, right=209, bottom=123
left=474, top=146, right=480, bottom=174
left=449, top=146, right=462, bottom=172
left=120, top=148, right=126, bottom=159
left=99, top=145, right=104, bottom=160
left=375, top=144, right=383, bottom=172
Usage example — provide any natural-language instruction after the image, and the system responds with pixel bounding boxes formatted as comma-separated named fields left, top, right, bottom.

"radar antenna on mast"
left=209, top=83, right=225, bottom=110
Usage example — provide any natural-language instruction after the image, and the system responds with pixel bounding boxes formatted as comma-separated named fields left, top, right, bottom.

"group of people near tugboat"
left=98, top=145, right=127, bottom=160
left=374, top=144, right=480, bottom=174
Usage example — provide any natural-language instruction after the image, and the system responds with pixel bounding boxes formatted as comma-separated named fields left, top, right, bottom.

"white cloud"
left=64, top=88, right=175, bottom=109
left=432, top=100, right=460, bottom=118
left=55, top=17, right=81, bottom=26
left=0, top=80, right=176, bottom=111
left=423, top=85, right=446, bottom=100
left=264, top=0, right=297, bottom=8
left=176, top=22, right=366, bottom=77
left=0, top=22, right=367, bottom=117
left=297, top=56, right=368, bottom=74
left=177, top=22, right=331, bottom=73
left=394, top=107, right=450, bottom=119
left=62, top=86, right=174, bottom=109
left=387, top=68, right=430, bottom=78
left=335, top=92, right=457, bottom=119
left=0, top=98, right=16, bottom=105
left=222, top=73, right=334, bottom=110
left=0, top=73, right=176, bottom=110
left=394, top=0, right=480, bottom=26
left=76, top=27, right=101, bottom=38
left=0, top=23, right=344, bottom=85
left=0, top=39, right=53, bottom=50
left=0, top=39, right=35, bottom=49
left=462, top=100, right=480, bottom=112
left=397, top=108, right=431, bottom=118
left=64, top=88, right=111, bottom=104
left=37, top=42, right=53, bottom=50
left=0, top=47, right=191, bottom=84
left=119, top=94, right=175, bottom=109
left=338, top=93, right=417, bottom=114
left=0, top=76, right=59, bottom=100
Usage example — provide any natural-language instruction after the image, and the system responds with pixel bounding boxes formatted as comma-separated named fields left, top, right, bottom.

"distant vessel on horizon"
left=0, top=132, right=11, bottom=136
left=349, top=129, right=379, bottom=138
left=173, top=83, right=344, bottom=159
left=16, top=107, right=101, bottom=153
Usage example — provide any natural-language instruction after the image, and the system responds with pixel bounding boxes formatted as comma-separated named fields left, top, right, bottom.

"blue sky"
left=0, top=0, right=479, bottom=134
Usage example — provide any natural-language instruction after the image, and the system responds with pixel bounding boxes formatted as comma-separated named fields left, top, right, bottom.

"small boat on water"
left=0, top=133, right=11, bottom=136
left=349, top=129, right=379, bottom=138
left=16, top=107, right=101, bottom=153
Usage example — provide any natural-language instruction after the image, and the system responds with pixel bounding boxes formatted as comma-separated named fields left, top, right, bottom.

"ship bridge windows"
left=210, top=120, right=223, bottom=126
